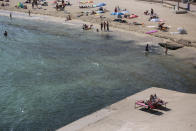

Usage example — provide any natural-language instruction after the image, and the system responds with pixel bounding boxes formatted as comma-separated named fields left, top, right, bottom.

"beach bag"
left=177, top=27, right=187, bottom=34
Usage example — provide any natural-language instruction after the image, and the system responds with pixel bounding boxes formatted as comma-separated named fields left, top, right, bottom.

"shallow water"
left=0, top=15, right=196, bottom=131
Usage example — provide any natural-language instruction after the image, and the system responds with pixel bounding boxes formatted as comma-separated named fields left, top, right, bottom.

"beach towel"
left=96, top=10, right=104, bottom=13
left=146, top=30, right=158, bottom=34
left=150, top=18, right=163, bottom=22
left=129, top=14, right=138, bottom=19
left=146, top=25, right=156, bottom=28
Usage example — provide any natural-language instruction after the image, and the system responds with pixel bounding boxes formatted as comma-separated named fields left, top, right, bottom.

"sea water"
left=0, top=14, right=196, bottom=131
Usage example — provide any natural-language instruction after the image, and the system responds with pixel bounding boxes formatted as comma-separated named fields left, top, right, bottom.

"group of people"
left=114, top=6, right=121, bottom=13
left=100, top=21, right=109, bottom=31
left=144, top=8, right=159, bottom=21
left=31, top=0, right=38, bottom=8
left=149, top=94, right=158, bottom=103
left=56, top=0, right=71, bottom=11
left=144, top=8, right=154, bottom=16
left=82, top=24, right=93, bottom=30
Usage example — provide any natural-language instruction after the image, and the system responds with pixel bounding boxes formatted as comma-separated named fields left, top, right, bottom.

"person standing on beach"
left=151, top=8, right=154, bottom=15
left=32, top=1, right=34, bottom=8
left=62, top=0, right=65, bottom=8
left=106, top=21, right=109, bottom=31
left=114, top=7, right=117, bottom=13
left=56, top=3, right=58, bottom=10
left=103, top=21, right=106, bottom=31
left=100, top=22, right=103, bottom=31
left=28, top=10, right=31, bottom=16
left=165, top=45, right=168, bottom=55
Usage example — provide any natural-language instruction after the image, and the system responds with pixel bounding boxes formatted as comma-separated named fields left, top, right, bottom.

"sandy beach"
left=0, top=0, right=196, bottom=130
left=1, top=0, right=196, bottom=44
left=1, top=0, right=196, bottom=65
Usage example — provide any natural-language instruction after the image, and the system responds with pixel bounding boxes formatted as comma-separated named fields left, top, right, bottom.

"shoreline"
left=1, top=9, right=196, bottom=67
left=1, top=1, right=196, bottom=47
left=0, top=9, right=162, bottom=44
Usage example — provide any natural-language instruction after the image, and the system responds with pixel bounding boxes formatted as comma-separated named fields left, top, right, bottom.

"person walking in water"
left=145, top=44, right=149, bottom=55
left=145, top=44, right=149, bottom=52
left=10, top=12, right=12, bottom=19
left=106, top=21, right=109, bottom=31
left=4, top=31, right=8, bottom=37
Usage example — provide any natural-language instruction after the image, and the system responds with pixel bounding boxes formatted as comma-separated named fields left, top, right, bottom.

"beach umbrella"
left=96, top=3, right=106, bottom=7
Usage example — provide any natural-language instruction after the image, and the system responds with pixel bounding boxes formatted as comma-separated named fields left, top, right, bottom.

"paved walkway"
left=164, top=0, right=196, bottom=12
left=57, top=87, right=196, bottom=131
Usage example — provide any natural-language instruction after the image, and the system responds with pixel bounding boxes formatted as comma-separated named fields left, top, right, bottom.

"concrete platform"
left=57, top=87, right=196, bottom=131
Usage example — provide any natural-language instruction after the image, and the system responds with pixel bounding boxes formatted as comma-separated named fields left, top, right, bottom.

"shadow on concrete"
left=157, top=106, right=171, bottom=111
left=139, top=108, right=164, bottom=116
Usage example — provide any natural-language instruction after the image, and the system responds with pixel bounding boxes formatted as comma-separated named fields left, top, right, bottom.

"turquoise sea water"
left=0, top=15, right=196, bottom=131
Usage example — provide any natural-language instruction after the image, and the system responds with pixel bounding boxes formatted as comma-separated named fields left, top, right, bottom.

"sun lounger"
left=135, top=96, right=168, bottom=110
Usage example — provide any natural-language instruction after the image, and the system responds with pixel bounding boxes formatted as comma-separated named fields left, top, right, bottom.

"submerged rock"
left=158, top=43, right=183, bottom=50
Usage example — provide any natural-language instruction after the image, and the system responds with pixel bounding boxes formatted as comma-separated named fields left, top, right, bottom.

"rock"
left=177, top=39, right=191, bottom=46
left=175, top=10, right=187, bottom=14
left=159, top=43, right=183, bottom=50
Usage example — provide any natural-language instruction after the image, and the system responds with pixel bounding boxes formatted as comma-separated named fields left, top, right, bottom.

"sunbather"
left=144, top=10, right=149, bottom=15
left=158, top=22, right=168, bottom=31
